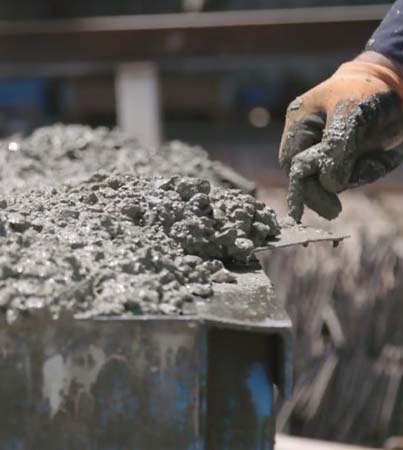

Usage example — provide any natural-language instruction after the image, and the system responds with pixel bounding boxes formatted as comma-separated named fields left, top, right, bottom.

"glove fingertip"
left=303, top=178, right=342, bottom=220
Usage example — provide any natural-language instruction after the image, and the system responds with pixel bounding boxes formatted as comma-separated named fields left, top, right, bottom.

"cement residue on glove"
left=280, top=59, right=403, bottom=223
left=0, top=124, right=254, bottom=194
left=0, top=174, right=278, bottom=322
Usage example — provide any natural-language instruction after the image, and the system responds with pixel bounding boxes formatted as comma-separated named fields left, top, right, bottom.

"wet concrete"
left=0, top=167, right=279, bottom=321
left=0, top=125, right=294, bottom=450
left=0, top=124, right=255, bottom=194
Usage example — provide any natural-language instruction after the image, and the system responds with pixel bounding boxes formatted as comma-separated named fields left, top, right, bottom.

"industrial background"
left=0, top=1, right=401, bottom=450
left=0, top=0, right=394, bottom=176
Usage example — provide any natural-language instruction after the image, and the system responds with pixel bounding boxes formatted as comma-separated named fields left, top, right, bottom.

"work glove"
left=279, top=59, right=403, bottom=222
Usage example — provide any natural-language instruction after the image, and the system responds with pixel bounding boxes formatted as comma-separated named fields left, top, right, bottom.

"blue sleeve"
left=366, top=1, right=403, bottom=64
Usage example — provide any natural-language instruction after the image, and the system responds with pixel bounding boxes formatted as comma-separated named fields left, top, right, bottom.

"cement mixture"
left=0, top=124, right=255, bottom=194
left=0, top=169, right=279, bottom=322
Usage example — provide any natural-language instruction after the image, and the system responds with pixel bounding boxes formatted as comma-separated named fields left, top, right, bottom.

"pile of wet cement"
left=0, top=172, right=279, bottom=322
left=0, top=124, right=254, bottom=194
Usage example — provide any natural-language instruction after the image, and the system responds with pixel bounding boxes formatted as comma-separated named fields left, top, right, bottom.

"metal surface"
left=207, top=328, right=277, bottom=450
left=0, top=5, right=388, bottom=67
left=198, top=271, right=290, bottom=329
left=0, top=316, right=204, bottom=450
left=255, top=224, right=349, bottom=314
left=200, top=270, right=293, bottom=401
left=254, top=223, right=349, bottom=251
left=0, top=270, right=291, bottom=450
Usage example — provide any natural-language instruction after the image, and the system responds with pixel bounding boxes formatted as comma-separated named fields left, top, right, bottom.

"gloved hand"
left=279, top=53, right=403, bottom=222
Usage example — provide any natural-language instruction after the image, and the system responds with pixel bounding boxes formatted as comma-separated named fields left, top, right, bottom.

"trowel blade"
left=254, top=221, right=349, bottom=253
left=253, top=220, right=348, bottom=284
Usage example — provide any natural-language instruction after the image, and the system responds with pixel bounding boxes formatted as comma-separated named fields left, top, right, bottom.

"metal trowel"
left=253, top=217, right=349, bottom=273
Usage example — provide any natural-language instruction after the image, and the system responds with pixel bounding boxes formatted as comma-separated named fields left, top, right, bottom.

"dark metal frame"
left=0, top=5, right=388, bottom=66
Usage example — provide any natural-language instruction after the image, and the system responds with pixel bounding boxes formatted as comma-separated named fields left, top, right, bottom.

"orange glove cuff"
left=334, top=61, right=403, bottom=101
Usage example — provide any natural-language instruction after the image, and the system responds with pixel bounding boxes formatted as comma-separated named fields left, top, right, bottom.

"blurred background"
left=0, top=0, right=395, bottom=187
left=0, top=1, right=402, bottom=449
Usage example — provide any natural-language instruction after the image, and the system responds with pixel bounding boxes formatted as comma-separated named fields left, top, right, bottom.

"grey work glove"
left=279, top=59, right=403, bottom=223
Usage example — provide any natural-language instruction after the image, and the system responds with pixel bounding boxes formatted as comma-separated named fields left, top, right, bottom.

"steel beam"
left=0, top=5, right=389, bottom=65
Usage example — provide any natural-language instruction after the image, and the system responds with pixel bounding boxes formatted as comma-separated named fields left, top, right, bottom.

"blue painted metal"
left=246, top=363, right=274, bottom=450
left=246, top=363, right=273, bottom=418
left=0, top=271, right=292, bottom=449
left=206, top=327, right=280, bottom=450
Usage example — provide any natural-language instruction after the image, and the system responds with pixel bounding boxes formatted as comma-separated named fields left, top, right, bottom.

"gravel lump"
left=0, top=173, right=279, bottom=321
